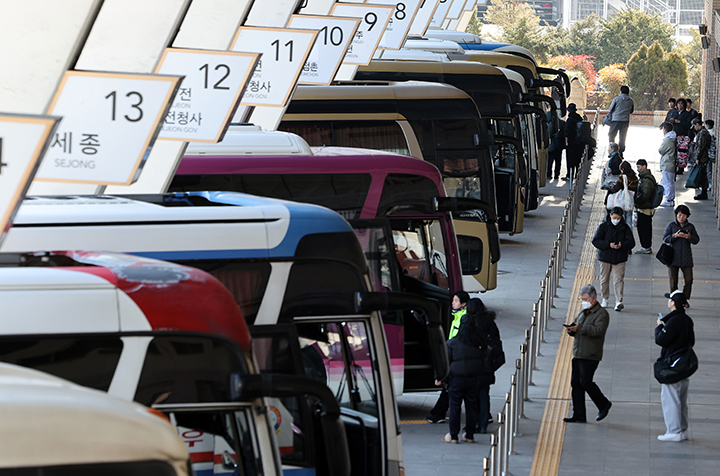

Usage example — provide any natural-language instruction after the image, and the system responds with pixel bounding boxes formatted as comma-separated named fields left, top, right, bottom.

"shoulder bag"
left=606, top=175, right=635, bottom=211
left=685, top=166, right=703, bottom=189
left=602, top=111, right=612, bottom=126
left=601, top=167, right=619, bottom=190
left=654, top=346, right=698, bottom=384
left=656, top=242, right=674, bottom=266
left=483, top=334, right=506, bottom=373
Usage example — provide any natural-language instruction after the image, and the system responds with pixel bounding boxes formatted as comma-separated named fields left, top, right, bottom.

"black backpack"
left=651, top=183, right=665, bottom=208
left=483, top=334, right=506, bottom=372
left=576, top=121, right=592, bottom=144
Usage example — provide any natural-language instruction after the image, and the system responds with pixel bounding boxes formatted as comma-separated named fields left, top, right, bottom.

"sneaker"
left=460, top=432, right=475, bottom=443
left=660, top=200, right=674, bottom=207
left=694, top=194, right=708, bottom=200
left=658, top=433, right=683, bottom=442
left=427, top=415, right=446, bottom=424
left=441, top=433, right=459, bottom=444
left=614, top=302, right=624, bottom=311
left=634, top=247, right=652, bottom=254
left=601, top=298, right=609, bottom=308
left=681, top=430, right=688, bottom=440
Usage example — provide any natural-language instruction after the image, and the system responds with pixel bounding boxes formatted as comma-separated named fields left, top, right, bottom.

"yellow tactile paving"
left=529, top=168, right=607, bottom=476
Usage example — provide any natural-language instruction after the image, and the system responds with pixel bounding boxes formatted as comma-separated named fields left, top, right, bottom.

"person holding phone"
left=662, top=205, right=700, bottom=301
left=592, top=206, right=636, bottom=311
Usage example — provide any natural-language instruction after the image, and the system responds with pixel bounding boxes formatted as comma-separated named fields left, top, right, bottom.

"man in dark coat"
left=592, top=207, right=635, bottom=311
left=634, top=159, right=657, bottom=254
left=690, top=118, right=711, bottom=199
left=564, top=103, right=584, bottom=181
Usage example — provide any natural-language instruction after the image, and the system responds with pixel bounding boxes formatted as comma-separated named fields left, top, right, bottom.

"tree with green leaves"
left=546, top=15, right=604, bottom=60
left=626, top=42, right=687, bottom=110
left=483, top=0, right=549, bottom=62
left=597, top=64, right=628, bottom=107
left=673, top=31, right=702, bottom=101
left=596, top=9, right=674, bottom=69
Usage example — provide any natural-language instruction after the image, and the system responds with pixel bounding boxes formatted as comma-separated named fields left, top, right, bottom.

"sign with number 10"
left=35, top=71, right=182, bottom=185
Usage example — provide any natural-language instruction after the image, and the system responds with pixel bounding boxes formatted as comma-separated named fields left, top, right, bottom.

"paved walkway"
left=397, top=125, right=720, bottom=476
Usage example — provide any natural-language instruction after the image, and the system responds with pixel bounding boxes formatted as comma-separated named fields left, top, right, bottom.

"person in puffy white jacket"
left=659, top=122, right=677, bottom=206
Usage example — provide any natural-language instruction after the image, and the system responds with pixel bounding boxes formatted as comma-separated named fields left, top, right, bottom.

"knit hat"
left=669, top=290, right=688, bottom=308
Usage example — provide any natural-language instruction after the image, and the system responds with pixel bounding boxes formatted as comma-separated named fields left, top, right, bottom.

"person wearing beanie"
left=655, top=291, right=695, bottom=441
left=662, top=205, right=700, bottom=300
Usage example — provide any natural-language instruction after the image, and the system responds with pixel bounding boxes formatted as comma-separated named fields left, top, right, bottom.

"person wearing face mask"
left=563, top=285, right=612, bottom=423
left=592, top=207, right=636, bottom=311
left=662, top=205, right=700, bottom=301
left=656, top=291, right=694, bottom=442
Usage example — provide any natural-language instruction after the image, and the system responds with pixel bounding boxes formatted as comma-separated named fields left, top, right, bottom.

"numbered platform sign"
left=408, top=0, right=440, bottom=37
left=35, top=71, right=182, bottom=185
left=331, top=3, right=394, bottom=65
left=288, top=15, right=360, bottom=85
left=373, top=0, right=422, bottom=50
left=232, top=27, right=318, bottom=107
left=156, top=48, right=260, bottom=142
left=429, top=0, right=453, bottom=28
left=0, top=114, right=60, bottom=245
left=446, top=0, right=469, bottom=20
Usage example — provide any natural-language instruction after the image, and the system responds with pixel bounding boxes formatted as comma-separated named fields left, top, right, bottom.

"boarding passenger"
left=662, top=205, right=700, bottom=301
left=656, top=291, right=694, bottom=442
left=607, top=86, right=634, bottom=152
left=563, top=285, right=612, bottom=423
left=427, top=291, right=470, bottom=424
left=593, top=207, right=635, bottom=311
left=659, top=122, right=677, bottom=207
left=564, top=103, right=584, bottom=180
left=547, top=113, right=566, bottom=180
left=634, top=159, right=657, bottom=254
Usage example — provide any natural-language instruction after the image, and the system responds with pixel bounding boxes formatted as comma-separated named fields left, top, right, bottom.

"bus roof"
left=2, top=192, right=354, bottom=262
left=461, top=41, right=538, bottom=64
left=0, top=363, right=188, bottom=470
left=0, top=250, right=252, bottom=351
left=292, top=80, right=472, bottom=101
left=186, top=123, right=312, bottom=156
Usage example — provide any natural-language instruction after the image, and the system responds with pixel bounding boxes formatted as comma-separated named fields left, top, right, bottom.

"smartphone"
left=563, top=323, right=573, bottom=327
left=658, top=312, right=663, bottom=319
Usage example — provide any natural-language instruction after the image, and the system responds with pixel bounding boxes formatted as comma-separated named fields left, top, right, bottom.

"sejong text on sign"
left=0, top=114, right=60, bottom=245
left=288, top=15, right=360, bottom=85
left=156, top=48, right=260, bottom=143
left=231, top=27, right=318, bottom=107
left=35, top=71, right=181, bottom=185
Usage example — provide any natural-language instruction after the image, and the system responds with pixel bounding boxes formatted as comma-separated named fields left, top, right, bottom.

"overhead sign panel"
left=0, top=114, right=60, bottom=245
left=231, top=27, right=318, bottom=107
left=373, top=0, right=422, bottom=50
left=156, top=48, right=260, bottom=143
left=35, top=71, right=181, bottom=185
left=331, top=3, right=394, bottom=65
left=429, top=0, right=453, bottom=28
left=408, top=0, right=440, bottom=36
left=287, top=15, right=361, bottom=85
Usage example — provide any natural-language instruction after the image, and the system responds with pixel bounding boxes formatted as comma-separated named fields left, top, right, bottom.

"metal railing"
left=483, top=113, right=599, bottom=476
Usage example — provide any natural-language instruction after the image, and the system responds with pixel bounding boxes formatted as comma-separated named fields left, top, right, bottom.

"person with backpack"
left=634, top=159, right=658, bottom=254
left=564, top=103, right=584, bottom=181
left=607, top=86, right=635, bottom=153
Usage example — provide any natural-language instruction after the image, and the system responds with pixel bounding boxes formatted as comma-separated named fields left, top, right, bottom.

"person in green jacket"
left=563, top=285, right=612, bottom=423
left=427, top=291, right=470, bottom=423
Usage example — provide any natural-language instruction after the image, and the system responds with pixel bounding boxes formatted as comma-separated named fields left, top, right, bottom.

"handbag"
left=685, top=165, right=703, bottom=188
left=606, top=175, right=635, bottom=211
left=654, top=346, right=698, bottom=384
left=656, top=242, right=674, bottom=266
left=602, top=113, right=612, bottom=126
left=601, top=167, right=619, bottom=190
left=483, top=334, right=506, bottom=373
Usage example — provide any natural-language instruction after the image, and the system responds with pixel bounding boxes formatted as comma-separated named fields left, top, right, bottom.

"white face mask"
left=611, top=218, right=620, bottom=226
left=581, top=301, right=593, bottom=310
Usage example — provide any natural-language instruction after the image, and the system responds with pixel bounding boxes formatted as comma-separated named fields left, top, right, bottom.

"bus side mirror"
left=433, top=197, right=498, bottom=223
left=474, top=133, right=495, bottom=148
left=457, top=235, right=483, bottom=275
left=231, top=373, right=351, bottom=476
left=354, top=292, right=450, bottom=381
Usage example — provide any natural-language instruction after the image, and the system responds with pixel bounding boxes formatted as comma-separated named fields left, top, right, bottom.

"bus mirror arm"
left=433, top=197, right=498, bottom=223
left=536, top=67, right=571, bottom=96
left=231, top=373, right=352, bottom=476
left=354, top=292, right=450, bottom=381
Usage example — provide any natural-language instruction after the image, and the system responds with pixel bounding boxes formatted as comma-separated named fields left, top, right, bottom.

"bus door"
left=490, top=136, right=526, bottom=234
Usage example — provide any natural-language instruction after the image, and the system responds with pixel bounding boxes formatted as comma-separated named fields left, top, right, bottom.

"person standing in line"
left=607, top=161, right=639, bottom=224
left=634, top=159, right=657, bottom=254
left=662, top=205, right=700, bottom=301
left=656, top=291, right=694, bottom=442
left=427, top=291, right=470, bottom=424
left=705, top=119, right=716, bottom=192
left=563, top=285, right=612, bottom=423
left=440, top=310, right=485, bottom=443
left=592, top=207, right=635, bottom=311
left=547, top=112, right=566, bottom=180
left=686, top=99, right=700, bottom=122
left=672, top=98, right=692, bottom=175
left=659, top=122, right=677, bottom=207
left=607, top=85, right=634, bottom=152
left=690, top=118, right=711, bottom=200
left=665, top=98, right=679, bottom=125
left=564, top=103, right=584, bottom=181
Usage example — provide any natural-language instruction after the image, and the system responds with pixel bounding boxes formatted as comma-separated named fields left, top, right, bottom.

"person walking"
left=563, top=285, right=612, bottom=423
left=564, top=103, right=584, bottom=180
left=672, top=98, right=692, bottom=175
left=440, top=310, right=486, bottom=443
left=592, top=207, right=635, bottom=311
left=656, top=291, right=694, bottom=442
left=662, top=205, right=700, bottom=301
left=634, top=159, right=657, bottom=254
left=427, top=291, right=469, bottom=424
left=607, top=85, right=634, bottom=152
left=690, top=118, right=711, bottom=200
left=659, top=122, right=677, bottom=206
